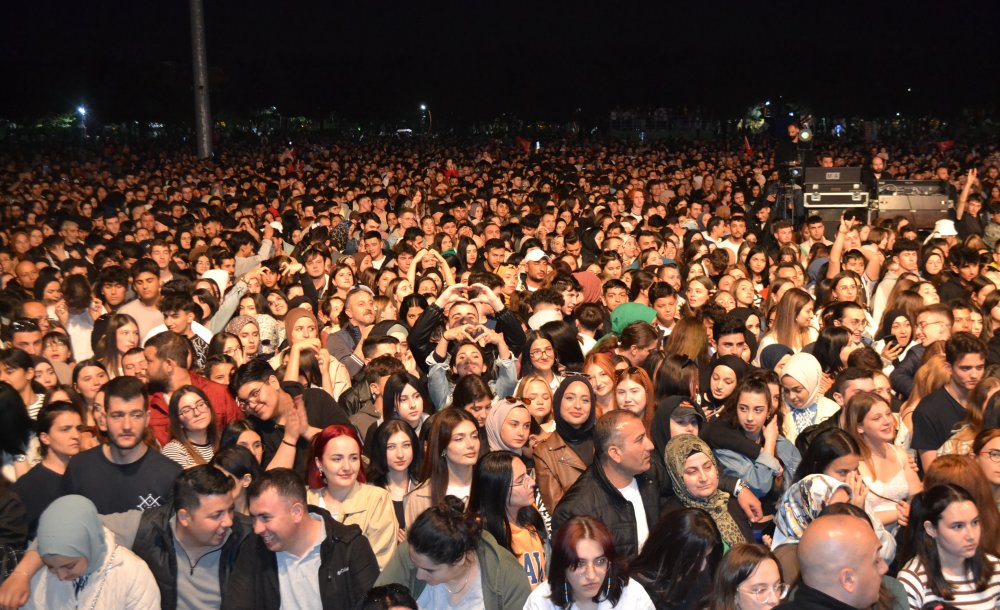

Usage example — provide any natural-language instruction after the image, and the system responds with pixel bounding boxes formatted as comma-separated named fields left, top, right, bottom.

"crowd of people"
left=0, top=131, right=997, bottom=610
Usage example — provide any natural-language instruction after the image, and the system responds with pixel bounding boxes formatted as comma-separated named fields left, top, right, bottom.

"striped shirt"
left=161, top=440, right=215, bottom=469
left=897, top=554, right=1000, bottom=610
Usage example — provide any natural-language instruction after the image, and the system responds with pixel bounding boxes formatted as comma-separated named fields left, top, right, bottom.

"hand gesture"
left=846, top=470, right=869, bottom=508
left=53, top=299, right=69, bottom=327
left=881, top=341, right=904, bottom=362
left=89, top=297, right=104, bottom=321
left=317, top=348, right=331, bottom=370
left=436, top=283, right=468, bottom=309
left=896, top=500, right=911, bottom=528
left=469, top=283, right=503, bottom=311
left=289, top=395, right=310, bottom=440
left=763, top=413, right=779, bottom=446
left=401, top=349, right=417, bottom=375
left=282, top=401, right=303, bottom=444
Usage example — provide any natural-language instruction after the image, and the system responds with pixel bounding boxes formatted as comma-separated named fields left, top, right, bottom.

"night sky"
left=2, top=1, right=998, bottom=124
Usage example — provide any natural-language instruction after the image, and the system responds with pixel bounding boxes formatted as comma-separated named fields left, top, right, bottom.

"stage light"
left=420, top=104, right=427, bottom=111
left=77, top=106, right=87, bottom=117
left=799, top=127, right=813, bottom=142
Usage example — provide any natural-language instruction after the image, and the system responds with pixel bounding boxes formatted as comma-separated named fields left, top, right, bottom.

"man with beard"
left=326, top=288, right=377, bottom=379
left=60, top=376, right=182, bottom=513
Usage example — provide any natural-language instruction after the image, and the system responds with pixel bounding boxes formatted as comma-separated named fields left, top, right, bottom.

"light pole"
left=420, top=104, right=432, bottom=135
left=77, top=106, right=87, bottom=137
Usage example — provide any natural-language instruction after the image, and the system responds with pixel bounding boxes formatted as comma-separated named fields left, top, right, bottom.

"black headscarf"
left=651, top=395, right=705, bottom=460
left=701, top=355, right=750, bottom=413
left=553, top=376, right=598, bottom=466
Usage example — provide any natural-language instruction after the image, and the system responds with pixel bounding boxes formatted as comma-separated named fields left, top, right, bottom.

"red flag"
left=515, top=136, right=532, bottom=155
left=936, top=140, right=955, bottom=153
left=743, top=135, right=753, bottom=157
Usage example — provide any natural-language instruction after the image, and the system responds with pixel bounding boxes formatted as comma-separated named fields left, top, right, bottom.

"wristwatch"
left=12, top=454, right=27, bottom=463
left=733, top=478, right=745, bottom=497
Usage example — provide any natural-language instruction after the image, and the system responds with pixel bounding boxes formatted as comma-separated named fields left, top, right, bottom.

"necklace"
left=444, top=559, right=474, bottom=595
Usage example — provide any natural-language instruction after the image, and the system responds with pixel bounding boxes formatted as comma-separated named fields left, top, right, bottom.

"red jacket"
left=148, top=372, right=243, bottom=447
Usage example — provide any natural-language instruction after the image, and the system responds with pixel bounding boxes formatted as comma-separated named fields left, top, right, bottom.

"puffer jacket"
left=24, top=528, right=160, bottom=610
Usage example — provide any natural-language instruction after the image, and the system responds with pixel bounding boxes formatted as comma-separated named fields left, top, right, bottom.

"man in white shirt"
left=550, top=410, right=659, bottom=558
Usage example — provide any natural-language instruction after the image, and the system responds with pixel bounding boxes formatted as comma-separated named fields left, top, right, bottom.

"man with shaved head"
left=777, top=514, right=887, bottom=610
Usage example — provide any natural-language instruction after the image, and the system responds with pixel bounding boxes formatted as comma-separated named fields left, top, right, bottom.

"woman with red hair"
left=523, top=515, right=654, bottom=609
left=613, top=367, right=656, bottom=434
left=307, top=424, right=399, bottom=568
left=583, top=352, right=617, bottom=418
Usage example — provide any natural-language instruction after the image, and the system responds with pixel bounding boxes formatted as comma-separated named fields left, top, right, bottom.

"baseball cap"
left=523, top=248, right=550, bottom=264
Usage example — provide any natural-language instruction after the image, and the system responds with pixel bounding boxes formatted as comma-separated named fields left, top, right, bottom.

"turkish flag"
left=936, top=140, right=956, bottom=153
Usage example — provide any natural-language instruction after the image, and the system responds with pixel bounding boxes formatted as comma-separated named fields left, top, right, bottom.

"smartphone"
left=885, top=337, right=899, bottom=349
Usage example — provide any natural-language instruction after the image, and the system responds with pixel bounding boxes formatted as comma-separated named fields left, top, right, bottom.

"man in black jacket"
left=775, top=515, right=886, bottom=610
left=550, top=410, right=663, bottom=559
left=3, top=466, right=252, bottom=610
left=223, top=468, right=379, bottom=610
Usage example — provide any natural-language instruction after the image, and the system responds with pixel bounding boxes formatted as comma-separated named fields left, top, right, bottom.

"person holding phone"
left=872, top=308, right=915, bottom=374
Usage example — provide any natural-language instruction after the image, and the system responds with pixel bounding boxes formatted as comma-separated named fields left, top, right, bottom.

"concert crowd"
left=0, top=130, right=997, bottom=609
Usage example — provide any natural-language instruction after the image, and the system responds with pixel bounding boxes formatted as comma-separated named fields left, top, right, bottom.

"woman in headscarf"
left=24, top=495, right=159, bottom=609
left=769, top=474, right=852, bottom=582
left=663, top=434, right=751, bottom=551
left=225, top=315, right=262, bottom=359
left=778, top=352, right=840, bottom=445
left=701, top=355, right=749, bottom=418
left=533, top=376, right=597, bottom=511
left=758, top=344, right=793, bottom=376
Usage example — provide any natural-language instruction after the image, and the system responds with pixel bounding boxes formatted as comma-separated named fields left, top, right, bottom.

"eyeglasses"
left=178, top=400, right=209, bottom=418
left=738, top=583, right=790, bottom=603
left=236, top=384, right=265, bottom=412
left=510, top=473, right=534, bottom=488
left=530, top=346, right=554, bottom=358
left=979, top=449, right=1000, bottom=463
left=917, top=320, right=949, bottom=330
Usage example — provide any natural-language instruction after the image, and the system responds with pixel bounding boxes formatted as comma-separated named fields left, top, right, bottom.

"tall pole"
left=190, top=0, right=212, bottom=158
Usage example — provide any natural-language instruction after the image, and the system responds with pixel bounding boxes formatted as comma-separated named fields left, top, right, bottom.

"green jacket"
left=375, top=531, right=530, bottom=610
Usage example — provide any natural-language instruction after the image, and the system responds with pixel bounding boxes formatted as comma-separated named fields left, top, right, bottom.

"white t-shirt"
left=618, top=479, right=649, bottom=552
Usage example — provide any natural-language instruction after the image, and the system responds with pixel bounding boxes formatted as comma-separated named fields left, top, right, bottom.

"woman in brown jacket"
left=532, top=376, right=597, bottom=510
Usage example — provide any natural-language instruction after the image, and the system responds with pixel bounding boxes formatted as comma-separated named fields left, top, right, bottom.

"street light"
left=420, top=104, right=432, bottom=134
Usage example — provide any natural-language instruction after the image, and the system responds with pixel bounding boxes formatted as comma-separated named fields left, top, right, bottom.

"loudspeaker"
left=876, top=195, right=951, bottom=229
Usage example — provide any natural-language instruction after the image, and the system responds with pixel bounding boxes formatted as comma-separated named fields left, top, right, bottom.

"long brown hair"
left=768, top=288, right=813, bottom=350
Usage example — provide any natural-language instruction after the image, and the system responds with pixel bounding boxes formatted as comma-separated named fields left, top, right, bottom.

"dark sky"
left=3, top=1, right=998, bottom=124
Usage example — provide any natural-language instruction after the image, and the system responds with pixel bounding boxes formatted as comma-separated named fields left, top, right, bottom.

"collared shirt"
left=276, top=514, right=326, bottom=610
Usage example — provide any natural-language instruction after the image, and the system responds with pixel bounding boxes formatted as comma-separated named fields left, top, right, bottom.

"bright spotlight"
left=77, top=106, right=87, bottom=117
left=420, top=104, right=427, bottom=111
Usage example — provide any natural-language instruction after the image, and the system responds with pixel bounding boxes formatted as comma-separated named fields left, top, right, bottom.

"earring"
left=564, top=581, right=570, bottom=601
left=320, top=470, right=327, bottom=483
left=604, top=575, right=612, bottom=598
left=441, top=450, right=447, bottom=458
